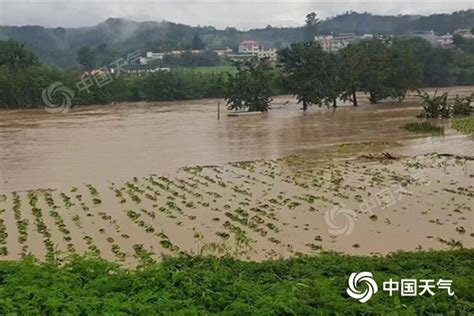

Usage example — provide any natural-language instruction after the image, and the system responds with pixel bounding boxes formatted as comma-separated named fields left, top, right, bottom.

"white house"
left=145, top=52, right=165, bottom=60
left=237, top=40, right=278, bottom=61
left=212, top=47, right=233, bottom=56
left=257, top=48, right=277, bottom=61
left=454, top=29, right=474, bottom=39
left=314, top=33, right=370, bottom=52
left=436, top=34, right=454, bottom=48
left=238, top=40, right=260, bottom=54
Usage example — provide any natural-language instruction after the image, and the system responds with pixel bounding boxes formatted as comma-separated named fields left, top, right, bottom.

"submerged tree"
left=340, top=38, right=422, bottom=104
left=339, top=43, right=366, bottom=106
left=279, top=41, right=341, bottom=110
left=354, top=39, right=393, bottom=104
left=225, top=60, right=275, bottom=112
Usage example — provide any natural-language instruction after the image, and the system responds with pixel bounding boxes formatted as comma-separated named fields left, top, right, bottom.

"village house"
left=211, top=47, right=233, bottom=56
left=238, top=40, right=260, bottom=54
left=454, top=28, right=474, bottom=39
left=234, top=40, right=278, bottom=61
left=409, top=29, right=474, bottom=48
left=121, top=64, right=170, bottom=76
left=314, top=33, right=373, bottom=52
left=436, top=34, right=454, bottom=48
left=146, top=52, right=166, bottom=60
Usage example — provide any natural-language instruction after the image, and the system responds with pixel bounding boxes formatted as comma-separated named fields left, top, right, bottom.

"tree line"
left=226, top=36, right=474, bottom=111
left=278, top=37, right=422, bottom=109
left=0, top=36, right=473, bottom=110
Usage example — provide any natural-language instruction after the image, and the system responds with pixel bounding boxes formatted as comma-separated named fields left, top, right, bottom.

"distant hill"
left=1, top=10, right=473, bottom=68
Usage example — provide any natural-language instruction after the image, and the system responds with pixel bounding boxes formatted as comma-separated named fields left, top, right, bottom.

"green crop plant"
left=60, top=193, right=74, bottom=209
left=132, top=244, right=156, bottom=266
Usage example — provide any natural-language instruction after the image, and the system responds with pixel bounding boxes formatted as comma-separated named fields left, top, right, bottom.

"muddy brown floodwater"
left=1, top=86, right=473, bottom=192
left=0, top=86, right=473, bottom=265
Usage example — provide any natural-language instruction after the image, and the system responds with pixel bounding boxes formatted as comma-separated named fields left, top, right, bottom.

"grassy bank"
left=0, top=250, right=472, bottom=314
left=453, top=116, right=474, bottom=135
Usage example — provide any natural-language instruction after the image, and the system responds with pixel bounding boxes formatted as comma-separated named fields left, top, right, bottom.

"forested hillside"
left=0, top=10, right=473, bottom=68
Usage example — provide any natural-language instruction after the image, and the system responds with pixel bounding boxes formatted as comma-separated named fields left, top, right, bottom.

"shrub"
left=418, top=90, right=473, bottom=119
left=418, top=90, right=450, bottom=118
left=452, top=93, right=474, bottom=117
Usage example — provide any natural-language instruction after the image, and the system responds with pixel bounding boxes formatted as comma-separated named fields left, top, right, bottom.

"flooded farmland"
left=0, top=86, right=473, bottom=265
left=1, top=86, right=473, bottom=192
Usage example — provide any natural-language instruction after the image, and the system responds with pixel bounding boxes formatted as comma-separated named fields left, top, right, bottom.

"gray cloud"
left=0, top=1, right=473, bottom=29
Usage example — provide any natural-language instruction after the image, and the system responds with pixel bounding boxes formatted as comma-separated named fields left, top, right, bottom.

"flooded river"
left=1, top=86, right=473, bottom=192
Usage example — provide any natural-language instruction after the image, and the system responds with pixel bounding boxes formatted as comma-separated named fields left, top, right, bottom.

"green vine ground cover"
left=0, top=250, right=472, bottom=314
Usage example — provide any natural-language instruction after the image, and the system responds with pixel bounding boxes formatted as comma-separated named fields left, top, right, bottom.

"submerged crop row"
left=0, top=151, right=472, bottom=265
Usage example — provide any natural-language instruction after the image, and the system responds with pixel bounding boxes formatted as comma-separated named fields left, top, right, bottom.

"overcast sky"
left=0, top=1, right=473, bottom=29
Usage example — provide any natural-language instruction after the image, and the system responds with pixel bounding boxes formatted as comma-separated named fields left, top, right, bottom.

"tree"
left=225, top=60, right=275, bottom=112
left=355, top=39, right=393, bottom=103
left=191, top=33, right=205, bottom=50
left=388, top=39, right=423, bottom=100
left=452, top=34, right=474, bottom=54
left=339, top=38, right=423, bottom=104
left=347, top=38, right=421, bottom=103
left=340, top=44, right=366, bottom=106
left=423, top=47, right=456, bottom=86
left=304, top=12, right=320, bottom=42
left=279, top=41, right=339, bottom=110
left=0, top=39, right=38, bottom=69
left=323, top=52, right=343, bottom=107
left=77, top=46, right=96, bottom=71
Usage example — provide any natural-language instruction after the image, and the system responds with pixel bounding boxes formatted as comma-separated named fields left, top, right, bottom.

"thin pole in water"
left=217, top=101, right=220, bottom=120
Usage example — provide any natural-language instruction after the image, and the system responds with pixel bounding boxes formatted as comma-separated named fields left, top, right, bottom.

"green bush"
left=417, top=90, right=450, bottom=118
left=452, top=93, right=474, bottom=117
left=418, top=90, right=473, bottom=119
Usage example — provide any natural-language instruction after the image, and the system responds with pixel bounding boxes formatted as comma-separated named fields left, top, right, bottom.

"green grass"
left=402, top=121, right=445, bottom=134
left=0, top=250, right=472, bottom=314
left=453, top=116, right=474, bottom=135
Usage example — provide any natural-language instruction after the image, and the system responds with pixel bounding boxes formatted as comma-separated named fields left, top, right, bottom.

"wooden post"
left=217, top=101, right=220, bottom=120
